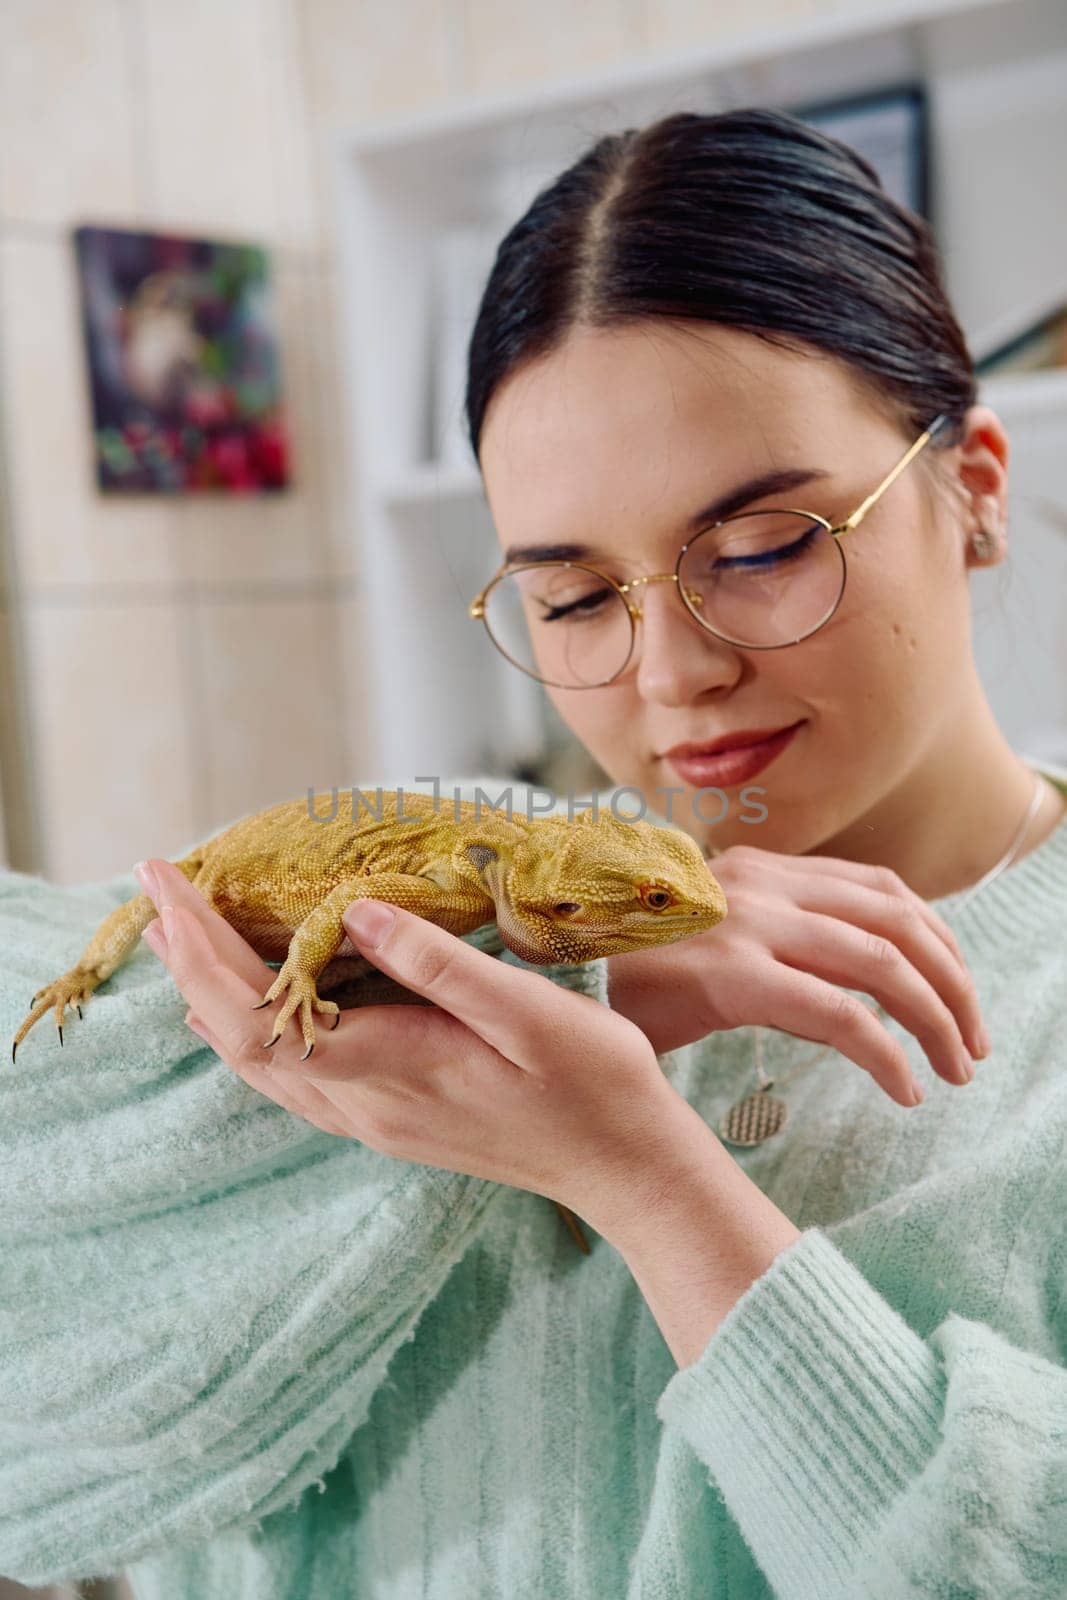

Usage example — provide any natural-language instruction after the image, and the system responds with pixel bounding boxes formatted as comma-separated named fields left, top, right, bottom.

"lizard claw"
left=12, top=967, right=98, bottom=1061
left=253, top=961, right=340, bottom=1057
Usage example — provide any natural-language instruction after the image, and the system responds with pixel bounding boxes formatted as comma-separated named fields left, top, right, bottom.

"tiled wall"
left=0, top=0, right=366, bottom=884
left=0, top=0, right=839, bottom=887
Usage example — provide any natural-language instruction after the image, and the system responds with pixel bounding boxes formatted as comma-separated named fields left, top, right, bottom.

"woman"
left=3, top=109, right=1065, bottom=1598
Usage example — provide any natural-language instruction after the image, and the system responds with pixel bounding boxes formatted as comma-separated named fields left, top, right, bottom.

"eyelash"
left=537, top=521, right=820, bottom=620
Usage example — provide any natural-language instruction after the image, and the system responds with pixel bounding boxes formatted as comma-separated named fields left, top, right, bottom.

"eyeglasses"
left=469, top=412, right=953, bottom=688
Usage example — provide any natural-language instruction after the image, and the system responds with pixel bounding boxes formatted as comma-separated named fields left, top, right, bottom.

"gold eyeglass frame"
left=469, top=412, right=953, bottom=687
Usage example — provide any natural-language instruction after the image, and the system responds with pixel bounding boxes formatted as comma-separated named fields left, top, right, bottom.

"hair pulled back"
left=465, top=107, right=977, bottom=497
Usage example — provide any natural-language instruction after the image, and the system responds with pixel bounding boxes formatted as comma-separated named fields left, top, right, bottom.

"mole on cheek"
left=889, top=622, right=918, bottom=651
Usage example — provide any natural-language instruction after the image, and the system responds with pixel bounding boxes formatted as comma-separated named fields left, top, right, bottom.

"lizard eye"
left=639, top=885, right=673, bottom=911
left=553, top=901, right=582, bottom=915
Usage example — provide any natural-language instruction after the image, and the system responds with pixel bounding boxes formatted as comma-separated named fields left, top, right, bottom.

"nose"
left=629, top=578, right=744, bottom=705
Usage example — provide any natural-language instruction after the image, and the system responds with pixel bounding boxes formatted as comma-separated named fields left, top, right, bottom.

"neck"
left=810, top=675, right=1067, bottom=900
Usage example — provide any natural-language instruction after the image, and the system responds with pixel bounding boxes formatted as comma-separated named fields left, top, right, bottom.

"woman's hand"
left=606, top=844, right=989, bottom=1106
left=134, top=859, right=696, bottom=1233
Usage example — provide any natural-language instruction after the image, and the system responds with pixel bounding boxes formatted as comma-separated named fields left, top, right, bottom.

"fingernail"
left=160, top=904, right=177, bottom=941
left=980, top=1023, right=992, bottom=1055
left=910, top=1076, right=925, bottom=1105
left=134, top=859, right=159, bottom=900
left=345, top=900, right=395, bottom=949
left=141, top=919, right=168, bottom=957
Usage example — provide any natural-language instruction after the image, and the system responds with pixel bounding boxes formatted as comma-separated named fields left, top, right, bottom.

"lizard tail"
left=555, top=1203, right=590, bottom=1254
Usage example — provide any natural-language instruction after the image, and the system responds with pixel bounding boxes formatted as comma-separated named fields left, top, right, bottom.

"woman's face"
left=478, top=321, right=1007, bottom=856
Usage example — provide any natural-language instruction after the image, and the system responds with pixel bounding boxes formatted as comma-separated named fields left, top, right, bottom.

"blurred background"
left=0, top=0, right=1064, bottom=1594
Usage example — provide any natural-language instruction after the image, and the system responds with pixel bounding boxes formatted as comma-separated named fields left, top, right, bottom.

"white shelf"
left=977, top=366, right=1067, bottom=420
left=381, top=459, right=484, bottom=512
left=341, top=0, right=1006, bottom=160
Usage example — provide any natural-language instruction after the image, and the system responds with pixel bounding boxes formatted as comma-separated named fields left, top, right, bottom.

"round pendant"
left=718, top=1084, right=788, bottom=1147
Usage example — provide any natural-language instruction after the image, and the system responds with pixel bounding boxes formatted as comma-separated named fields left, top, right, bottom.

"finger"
left=156, top=899, right=282, bottom=1053
left=776, top=877, right=986, bottom=1060
left=341, top=899, right=578, bottom=1064
left=185, top=1009, right=350, bottom=1136
left=744, top=850, right=971, bottom=978
left=141, top=863, right=384, bottom=1068
left=136, top=858, right=275, bottom=991
left=773, top=908, right=975, bottom=1088
left=267, top=1000, right=470, bottom=1084
left=159, top=900, right=454, bottom=1105
left=757, top=967, right=924, bottom=1107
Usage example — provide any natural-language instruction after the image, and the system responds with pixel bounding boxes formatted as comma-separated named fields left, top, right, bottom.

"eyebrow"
left=501, top=465, right=835, bottom=565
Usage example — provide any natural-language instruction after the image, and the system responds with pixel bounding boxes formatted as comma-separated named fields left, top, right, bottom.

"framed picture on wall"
left=72, top=224, right=292, bottom=494
left=791, top=81, right=931, bottom=223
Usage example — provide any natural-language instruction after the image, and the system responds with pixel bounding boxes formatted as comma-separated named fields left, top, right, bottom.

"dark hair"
left=465, top=107, right=977, bottom=503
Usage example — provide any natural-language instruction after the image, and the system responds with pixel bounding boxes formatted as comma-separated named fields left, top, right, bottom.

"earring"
left=969, top=525, right=999, bottom=560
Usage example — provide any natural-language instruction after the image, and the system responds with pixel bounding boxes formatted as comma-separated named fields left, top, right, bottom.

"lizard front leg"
left=253, top=872, right=491, bottom=1060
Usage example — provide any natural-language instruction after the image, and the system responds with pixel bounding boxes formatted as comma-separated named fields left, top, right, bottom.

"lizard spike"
left=300, top=1041, right=314, bottom=1062
left=11, top=1041, right=16, bottom=1064
left=57, top=1025, right=63, bottom=1047
left=250, top=998, right=272, bottom=1010
left=263, top=1032, right=281, bottom=1050
left=75, top=1004, right=83, bottom=1020
left=328, top=1012, right=340, bottom=1031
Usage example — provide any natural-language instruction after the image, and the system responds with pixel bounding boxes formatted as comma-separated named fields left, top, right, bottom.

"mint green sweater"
left=2, top=765, right=1066, bottom=1598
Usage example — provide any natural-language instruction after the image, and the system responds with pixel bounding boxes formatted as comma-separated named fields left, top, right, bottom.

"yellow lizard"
left=11, top=787, right=727, bottom=1250
left=13, top=786, right=727, bottom=1060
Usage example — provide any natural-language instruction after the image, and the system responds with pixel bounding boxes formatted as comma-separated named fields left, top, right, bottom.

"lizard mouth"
left=491, top=900, right=568, bottom=965
left=485, top=848, right=725, bottom=965
left=495, top=903, right=715, bottom=965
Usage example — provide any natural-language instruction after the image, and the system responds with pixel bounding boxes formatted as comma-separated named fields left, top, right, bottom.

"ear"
left=463, top=842, right=499, bottom=874
left=460, top=840, right=509, bottom=905
left=950, top=405, right=1010, bottom=571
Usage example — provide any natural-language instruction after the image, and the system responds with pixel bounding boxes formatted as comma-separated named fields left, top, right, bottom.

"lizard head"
left=461, top=811, right=727, bottom=966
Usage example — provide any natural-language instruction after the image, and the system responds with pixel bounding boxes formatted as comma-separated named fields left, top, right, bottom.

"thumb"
left=343, top=900, right=400, bottom=951
left=341, top=898, right=567, bottom=1062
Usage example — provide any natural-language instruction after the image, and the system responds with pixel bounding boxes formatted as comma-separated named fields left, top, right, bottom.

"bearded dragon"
left=11, top=788, right=727, bottom=1248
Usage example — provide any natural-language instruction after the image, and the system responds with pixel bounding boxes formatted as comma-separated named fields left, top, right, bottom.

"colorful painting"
left=73, top=225, right=291, bottom=493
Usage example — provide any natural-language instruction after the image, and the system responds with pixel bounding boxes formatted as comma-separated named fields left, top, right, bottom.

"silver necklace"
left=717, top=770, right=1046, bottom=1148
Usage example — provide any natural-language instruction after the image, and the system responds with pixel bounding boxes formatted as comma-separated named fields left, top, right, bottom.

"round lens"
left=678, top=512, right=845, bottom=647
left=481, top=562, right=635, bottom=687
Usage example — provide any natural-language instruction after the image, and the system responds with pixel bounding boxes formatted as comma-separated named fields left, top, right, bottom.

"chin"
left=692, top=801, right=811, bottom=859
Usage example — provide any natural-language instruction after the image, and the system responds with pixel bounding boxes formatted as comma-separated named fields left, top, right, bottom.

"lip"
left=661, top=721, right=804, bottom=788
left=662, top=723, right=803, bottom=760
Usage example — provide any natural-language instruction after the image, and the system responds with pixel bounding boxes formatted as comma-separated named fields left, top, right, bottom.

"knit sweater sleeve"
left=0, top=791, right=609, bottom=1587
left=654, top=1224, right=1067, bottom=1599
